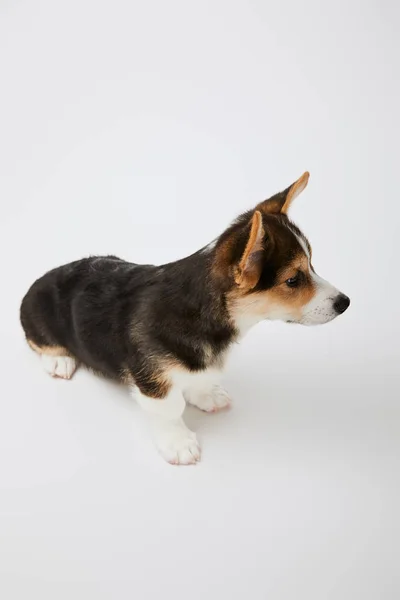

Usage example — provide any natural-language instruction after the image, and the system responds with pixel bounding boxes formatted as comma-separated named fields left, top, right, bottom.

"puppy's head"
left=214, top=172, right=350, bottom=333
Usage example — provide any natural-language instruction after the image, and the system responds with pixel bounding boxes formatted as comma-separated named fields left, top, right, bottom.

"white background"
left=1, top=1, right=399, bottom=598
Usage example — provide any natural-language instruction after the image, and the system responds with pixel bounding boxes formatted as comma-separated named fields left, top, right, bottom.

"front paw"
left=154, top=422, right=201, bottom=465
left=185, top=385, right=231, bottom=413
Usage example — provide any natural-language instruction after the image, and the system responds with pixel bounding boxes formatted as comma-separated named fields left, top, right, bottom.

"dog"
left=20, top=172, right=350, bottom=465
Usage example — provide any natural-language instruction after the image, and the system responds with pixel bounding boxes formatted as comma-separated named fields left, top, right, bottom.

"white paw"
left=185, top=385, right=231, bottom=413
left=154, top=421, right=201, bottom=465
left=42, top=355, right=77, bottom=379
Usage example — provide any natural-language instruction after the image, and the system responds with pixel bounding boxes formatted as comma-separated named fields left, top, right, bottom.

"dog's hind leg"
left=27, top=340, right=78, bottom=380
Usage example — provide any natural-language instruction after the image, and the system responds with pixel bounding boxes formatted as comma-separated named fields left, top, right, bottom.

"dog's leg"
left=27, top=340, right=78, bottom=380
left=41, top=355, right=77, bottom=379
left=133, top=386, right=201, bottom=465
left=184, top=384, right=231, bottom=413
left=183, top=370, right=231, bottom=413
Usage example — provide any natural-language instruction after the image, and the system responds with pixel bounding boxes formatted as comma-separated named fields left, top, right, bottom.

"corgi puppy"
left=20, top=172, right=350, bottom=465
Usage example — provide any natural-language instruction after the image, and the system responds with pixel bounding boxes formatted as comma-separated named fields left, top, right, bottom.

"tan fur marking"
left=276, top=254, right=309, bottom=284
left=27, top=340, right=70, bottom=357
left=228, top=252, right=316, bottom=323
left=202, top=343, right=214, bottom=364
left=148, top=362, right=178, bottom=399
left=257, top=171, right=310, bottom=215
left=235, top=210, right=264, bottom=289
left=228, top=284, right=315, bottom=323
left=129, top=356, right=183, bottom=399
left=281, top=171, right=309, bottom=214
left=265, top=277, right=315, bottom=315
left=120, top=367, right=135, bottom=386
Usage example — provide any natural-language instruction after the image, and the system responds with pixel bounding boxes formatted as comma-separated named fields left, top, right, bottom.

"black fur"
left=20, top=252, right=236, bottom=397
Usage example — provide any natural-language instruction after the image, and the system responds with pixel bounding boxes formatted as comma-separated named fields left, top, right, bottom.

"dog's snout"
left=333, top=293, right=350, bottom=315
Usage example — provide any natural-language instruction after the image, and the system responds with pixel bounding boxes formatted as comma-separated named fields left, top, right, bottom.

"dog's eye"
left=285, top=275, right=300, bottom=288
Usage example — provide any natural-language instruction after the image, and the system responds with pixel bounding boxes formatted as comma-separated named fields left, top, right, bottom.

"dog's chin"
left=285, top=313, right=339, bottom=326
left=300, top=314, right=339, bottom=326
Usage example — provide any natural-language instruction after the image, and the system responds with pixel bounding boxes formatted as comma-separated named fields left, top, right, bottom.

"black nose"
left=333, top=294, right=350, bottom=315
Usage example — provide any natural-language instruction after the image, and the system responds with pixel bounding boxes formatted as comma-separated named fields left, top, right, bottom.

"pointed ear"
left=258, top=171, right=310, bottom=215
left=234, top=210, right=265, bottom=289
